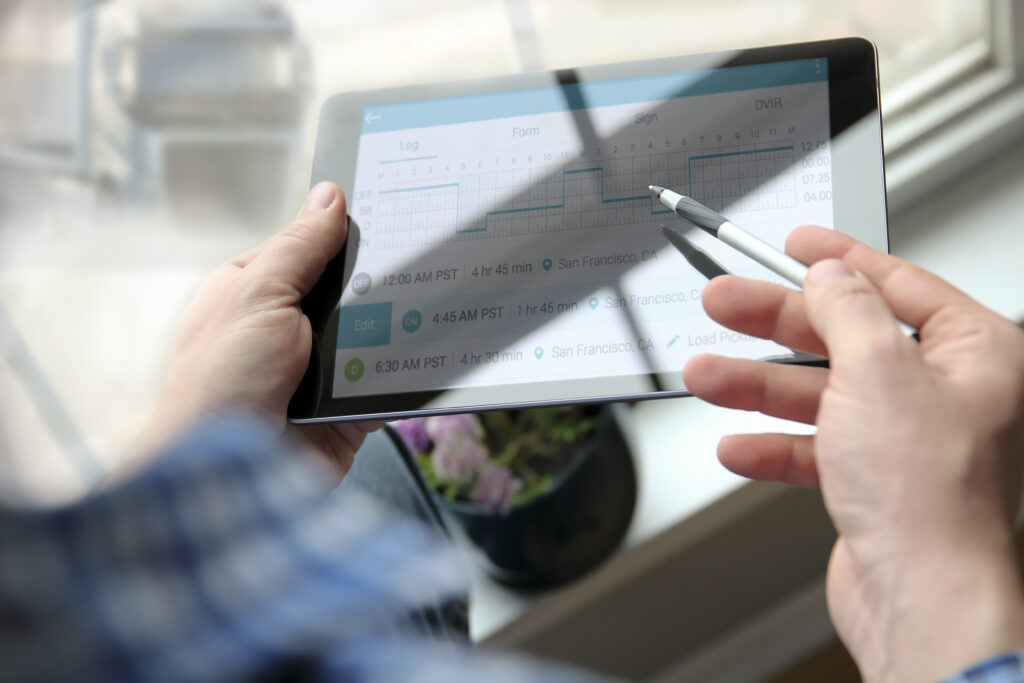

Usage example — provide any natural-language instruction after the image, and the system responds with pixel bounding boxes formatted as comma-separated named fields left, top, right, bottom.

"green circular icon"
left=344, top=358, right=365, bottom=382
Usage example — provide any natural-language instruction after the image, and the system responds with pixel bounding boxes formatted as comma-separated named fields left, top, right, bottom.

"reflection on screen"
left=335, top=58, right=834, bottom=399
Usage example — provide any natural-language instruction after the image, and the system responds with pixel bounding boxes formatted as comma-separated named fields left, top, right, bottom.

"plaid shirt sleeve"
left=0, top=418, right=602, bottom=683
left=943, top=652, right=1024, bottom=683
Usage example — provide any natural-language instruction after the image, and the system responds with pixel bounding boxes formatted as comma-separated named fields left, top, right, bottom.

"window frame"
left=501, top=0, right=1024, bottom=218
left=0, top=0, right=94, bottom=177
left=883, top=0, right=1024, bottom=215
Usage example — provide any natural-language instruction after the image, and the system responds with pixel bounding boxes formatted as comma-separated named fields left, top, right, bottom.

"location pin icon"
left=542, top=259, right=552, bottom=271
left=589, top=297, right=599, bottom=310
left=534, top=346, right=544, bottom=359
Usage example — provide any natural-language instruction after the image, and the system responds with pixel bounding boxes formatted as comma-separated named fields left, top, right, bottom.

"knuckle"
left=812, top=279, right=887, bottom=327
left=819, top=277, right=878, bottom=305
left=284, top=218, right=320, bottom=247
left=856, top=330, right=905, bottom=361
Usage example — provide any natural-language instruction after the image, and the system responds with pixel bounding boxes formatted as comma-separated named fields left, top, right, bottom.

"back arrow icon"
left=364, top=113, right=382, bottom=124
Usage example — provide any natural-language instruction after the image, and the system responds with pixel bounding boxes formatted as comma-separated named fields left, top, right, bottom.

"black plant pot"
left=432, top=406, right=637, bottom=588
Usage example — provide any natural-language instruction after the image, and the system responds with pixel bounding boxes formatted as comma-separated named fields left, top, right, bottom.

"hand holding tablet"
left=135, top=181, right=381, bottom=479
left=290, top=38, right=888, bottom=422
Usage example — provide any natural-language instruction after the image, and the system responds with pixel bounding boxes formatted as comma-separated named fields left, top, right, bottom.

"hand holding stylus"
left=683, top=224, right=1024, bottom=683
left=651, top=185, right=918, bottom=338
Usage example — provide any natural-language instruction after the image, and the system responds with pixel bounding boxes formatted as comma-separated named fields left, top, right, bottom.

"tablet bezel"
left=290, top=37, right=886, bottom=423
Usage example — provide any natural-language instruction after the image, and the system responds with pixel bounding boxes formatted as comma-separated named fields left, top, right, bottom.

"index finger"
left=786, top=225, right=976, bottom=330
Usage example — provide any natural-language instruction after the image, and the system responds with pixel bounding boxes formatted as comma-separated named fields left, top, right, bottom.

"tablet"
left=290, top=37, right=887, bottom=423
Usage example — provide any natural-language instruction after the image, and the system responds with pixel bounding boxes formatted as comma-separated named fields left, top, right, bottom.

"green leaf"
left=415, top=454, right=439, bottom=489
left=511, top=474, right=555, bottom=507
left=416, top=453, right=462, bottom=502
left=549, top=424, right=575, bottom=442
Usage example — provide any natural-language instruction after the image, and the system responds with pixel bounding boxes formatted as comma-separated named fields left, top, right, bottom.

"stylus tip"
left=648, top=184, right=663, bottom=199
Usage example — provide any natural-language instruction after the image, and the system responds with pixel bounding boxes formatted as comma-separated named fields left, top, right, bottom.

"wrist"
left=120, top=393, right=209, bottom=483
left=881, top=539, right=1024, bottom=682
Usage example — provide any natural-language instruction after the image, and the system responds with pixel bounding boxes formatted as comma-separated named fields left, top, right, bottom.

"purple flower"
left=431, top=433, right=488, bottom=483
left=471, top=465, right=523, bottom=515
left=425, top=414, right=483, bottom=444
left=392, top=418, right=431, bottom=454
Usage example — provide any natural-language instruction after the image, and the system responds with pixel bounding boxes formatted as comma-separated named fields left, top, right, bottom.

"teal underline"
left=379, top=183, right=459, bottom=194
left=379, top=155, right=439, bottom=164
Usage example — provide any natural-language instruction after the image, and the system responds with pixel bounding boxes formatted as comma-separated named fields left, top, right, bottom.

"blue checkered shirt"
left=0, top=419, right=599, bottom=682
left=1, top=418, right=1020, bottom=682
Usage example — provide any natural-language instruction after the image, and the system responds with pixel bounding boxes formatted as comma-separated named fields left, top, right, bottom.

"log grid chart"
left=329, top=58, right=835, bottom=397
left=369, top=141, right=799, bottom=248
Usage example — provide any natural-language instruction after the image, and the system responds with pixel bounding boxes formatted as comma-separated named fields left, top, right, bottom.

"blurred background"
left=0, top=0, right=991, bottom=503
left=6, top=1, right=1024, bottom=681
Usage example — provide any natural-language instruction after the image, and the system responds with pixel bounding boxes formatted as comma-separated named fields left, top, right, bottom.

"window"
left=1, top=0, right=1021, bottom=500
left=505, top=0, right=1024, bottom=213
left=520, top=0, right=988, bottom=100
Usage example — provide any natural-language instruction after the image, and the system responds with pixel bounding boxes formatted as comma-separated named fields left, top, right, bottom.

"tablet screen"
left=297, top=39, right=885, bottom=420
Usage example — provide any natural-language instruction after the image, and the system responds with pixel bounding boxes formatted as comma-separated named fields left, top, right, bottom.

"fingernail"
left=805, top=259, right=854, bottom=286
left=304, top=182, right=336, bottom=211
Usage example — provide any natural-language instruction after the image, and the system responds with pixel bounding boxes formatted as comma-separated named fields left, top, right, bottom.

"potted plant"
left=392, top=405, right=636, bottom=587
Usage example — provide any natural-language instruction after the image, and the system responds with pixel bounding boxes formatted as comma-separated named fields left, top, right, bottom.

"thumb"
left=803, top=259, right=916, bottom=370
left=248, top=182, right=348, bottom=298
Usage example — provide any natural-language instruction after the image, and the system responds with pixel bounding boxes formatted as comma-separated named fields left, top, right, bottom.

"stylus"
left=659, top=223, right=729, bottom=281
left=651, top=185, right=807, bottom=285
left=649, top=185, right=919, bottom=339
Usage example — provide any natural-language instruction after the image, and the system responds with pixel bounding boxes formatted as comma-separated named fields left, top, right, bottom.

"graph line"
left=687, top=145, right=794, bottom=196
left=378, top=144, right=794, bottom=238
left=380, top=166, right=671, bottom=236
